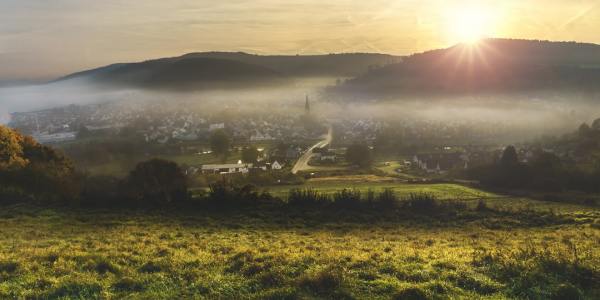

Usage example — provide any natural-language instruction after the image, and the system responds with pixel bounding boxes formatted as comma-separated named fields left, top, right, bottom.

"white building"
left=201, top=163, right=253, bottom=174
left=271, top=161, right=283, bottom=170
left=209, top=123, right=225, bottom=131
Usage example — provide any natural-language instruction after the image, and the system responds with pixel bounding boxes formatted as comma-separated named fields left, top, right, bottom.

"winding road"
left=291, top=126, right=333, bottom=174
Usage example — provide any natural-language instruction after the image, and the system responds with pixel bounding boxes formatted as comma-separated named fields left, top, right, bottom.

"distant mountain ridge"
left=333, top=38, right=600, bottom=98
left=180, top=52, right=400, bottom=77
left=56, top=52, right=402, bottom=91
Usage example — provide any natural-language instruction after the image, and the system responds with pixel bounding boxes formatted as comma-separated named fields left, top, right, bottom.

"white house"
left=271, top=161, right=283, bottom=170
left=201, top=163, right=253, bottom=174
left=209, top=123, right=225, bottom=131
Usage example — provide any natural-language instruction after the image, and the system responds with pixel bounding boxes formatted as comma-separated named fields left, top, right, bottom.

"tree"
left=592, top=118, right=600, bottom=131
left=210, top=129, right=231, bottom=163
left=578, top=123, right=593, bottom=138
left=346, top=143, right=372, bottom=168
left=500, top=145, right=518, bottom=167
left=0, top=126, right=27, bottom=170
left=0, top=125, right=79, bottom=201
left=241, top=146, right=259, bottom=163
left=530, top=151, right=561, bottom=170
left=122, top=159, right=187, bottom=206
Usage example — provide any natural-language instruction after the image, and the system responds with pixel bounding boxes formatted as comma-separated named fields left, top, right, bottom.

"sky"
left=1, top=0, right=600, bottom=81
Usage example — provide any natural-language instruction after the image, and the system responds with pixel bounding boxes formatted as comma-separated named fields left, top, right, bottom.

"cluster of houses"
left=313, top=147, right=337, bottom=163
left=187, top=160, right=284, bottom=175
left=411, top=146, right=503, bottom=174
left=9, top=100, right=323, bottom=145
left=412, top=152, right=469, bottom=173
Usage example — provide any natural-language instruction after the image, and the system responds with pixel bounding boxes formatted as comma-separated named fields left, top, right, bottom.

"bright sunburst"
left=445, top=5, right=497, bottom=45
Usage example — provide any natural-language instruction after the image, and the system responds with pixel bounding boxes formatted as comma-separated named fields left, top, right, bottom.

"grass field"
left=0, top=183, right=599, bottom=299
left=263, top=180, right=498, bottom=200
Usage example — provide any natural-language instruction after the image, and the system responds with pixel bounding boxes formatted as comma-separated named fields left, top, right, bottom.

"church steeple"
left=305, top=94, right=310, bottom=114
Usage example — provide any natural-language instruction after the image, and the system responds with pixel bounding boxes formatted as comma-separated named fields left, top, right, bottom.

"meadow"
left=263, top=178, right=497, bottom=200
left=0, top=184, right=598, bottom=299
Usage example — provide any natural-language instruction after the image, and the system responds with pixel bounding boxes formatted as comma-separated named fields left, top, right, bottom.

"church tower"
left=305, top=94, right=310, bottom=114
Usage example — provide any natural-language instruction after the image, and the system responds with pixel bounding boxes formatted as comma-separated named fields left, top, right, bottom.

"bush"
left=121, top=159, right=188, bottom=206
left=392, top=286, right=429, bottom=300
left=332, top=189, right=362, bottom=209
left=550, top=283, right=583, bottom=300
left=112, top=277, right=145, bottom=292
left=207, top=180, right=263, bottom=207
left=403, top=193, right=438, bottom=212
left=376, top=188, right=398, bottom=208
left=288, top=189, right=330, bottom=207
left=298, top=267, right=343, bottom=294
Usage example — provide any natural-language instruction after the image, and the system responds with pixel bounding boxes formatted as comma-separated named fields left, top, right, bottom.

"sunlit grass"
left=0, top=194, right=598, bottom=299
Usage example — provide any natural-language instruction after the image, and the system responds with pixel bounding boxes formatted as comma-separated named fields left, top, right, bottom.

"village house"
left=320, top=150, right=337, bottom=163
left=201, top=163, right=253, bottom=174
left=271, top=160, right=283, bottom=170
left=413, top=152, right=468, bottom=173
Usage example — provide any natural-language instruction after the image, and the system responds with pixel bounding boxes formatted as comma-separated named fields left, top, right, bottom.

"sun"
left=445, top=5, right=497, bottom=45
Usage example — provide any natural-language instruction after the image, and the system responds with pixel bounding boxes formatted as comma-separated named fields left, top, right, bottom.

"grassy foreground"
left=0, top=193, right=599, bottom=299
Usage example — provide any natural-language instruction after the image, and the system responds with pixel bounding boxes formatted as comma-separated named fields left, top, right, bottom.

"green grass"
left=0, top=184, right=598, bottom=299
left=263, top=182, right=498, bottom=200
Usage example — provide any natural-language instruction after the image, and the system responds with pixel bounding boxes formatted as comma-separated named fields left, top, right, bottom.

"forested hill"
left=333, top=39, right=600, bottom=98
left=180, top=52, right=401, bottom=77
left=55, top=52, right=401, bottom=91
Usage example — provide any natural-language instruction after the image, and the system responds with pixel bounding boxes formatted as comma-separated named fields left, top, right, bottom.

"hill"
left=56, top=57, right=287, bottom=91
left=333, top=39, right=600, bottom=98
left=180, top=52, right=401, bottom=77
left=56, top=53, right=401, bottom=90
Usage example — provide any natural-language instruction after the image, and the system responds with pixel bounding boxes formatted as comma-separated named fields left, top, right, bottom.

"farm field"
left=0, top=184, right=598, bottom=299
left=263, top=178, right=498, bottom=200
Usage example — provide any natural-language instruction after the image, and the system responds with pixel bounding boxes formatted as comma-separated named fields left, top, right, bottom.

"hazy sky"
left=1, top=0, right=599, bottom=80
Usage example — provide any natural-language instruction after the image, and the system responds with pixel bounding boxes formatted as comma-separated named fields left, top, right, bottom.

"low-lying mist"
left=2, top=77, right=599, bottom=143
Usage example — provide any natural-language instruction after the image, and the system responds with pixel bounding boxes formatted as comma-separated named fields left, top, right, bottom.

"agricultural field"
left=0, top=184, right=598, bottom=299
left=263, top=177, right=497, bottom=200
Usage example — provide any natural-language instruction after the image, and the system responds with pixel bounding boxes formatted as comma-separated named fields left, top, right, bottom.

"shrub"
left=207, top=180, right=263, bottom=207
left=138, top=261, right=164, bottom=273
left=392, top=286, right=429, bottom=300
left=550, top=283, right=583, bottom=300
left=0, top=261, right=18, bottom=274
left=332, top=189, right=362, bottom=209
left=403, top=193, right=438, bottom=212
left=365, top=189, right=376, bottom=207
left=121, top=159, right=188, bottom=206
left=112, top=277, right=145, bottom=292
left=93, top=260, right=120, bottom=275
left=298, top=266, right=343, bottom=295
left=288, top=189, right=330, bottom=207
left=376, top=188, right=398, bottom=208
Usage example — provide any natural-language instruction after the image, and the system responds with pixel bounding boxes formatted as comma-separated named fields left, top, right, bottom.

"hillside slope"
left=55, top=52, right=401, bottom=90
left=334, top=39, right=600, bottom=97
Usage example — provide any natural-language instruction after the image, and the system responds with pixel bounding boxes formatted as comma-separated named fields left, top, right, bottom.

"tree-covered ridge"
left=55, top=52, right=401, bottom=90
left=335, top=39, right=600, bottom=97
